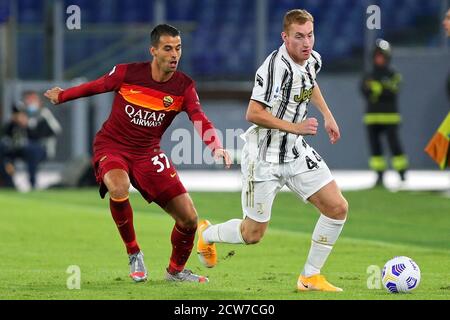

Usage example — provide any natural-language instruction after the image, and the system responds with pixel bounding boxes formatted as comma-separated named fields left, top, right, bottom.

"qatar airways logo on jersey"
left=125, top=105, right=165, bottom=127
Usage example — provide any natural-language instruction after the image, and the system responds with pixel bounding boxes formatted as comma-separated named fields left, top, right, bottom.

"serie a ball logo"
left=382, top=256, right=421, bottom=293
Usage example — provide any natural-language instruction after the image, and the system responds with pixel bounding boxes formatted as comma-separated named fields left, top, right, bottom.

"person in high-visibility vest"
left=361, top=39, right=408, bottom=187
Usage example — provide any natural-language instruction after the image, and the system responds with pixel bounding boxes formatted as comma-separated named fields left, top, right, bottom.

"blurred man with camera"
left=0, top=90, right=61, bottom=189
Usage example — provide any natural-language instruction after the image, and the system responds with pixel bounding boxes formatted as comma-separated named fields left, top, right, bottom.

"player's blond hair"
left=283, top=9, right=314, bottom=32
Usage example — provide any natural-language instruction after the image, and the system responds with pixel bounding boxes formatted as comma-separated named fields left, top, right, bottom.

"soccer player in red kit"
left=44, top=24, right=231, bottom=283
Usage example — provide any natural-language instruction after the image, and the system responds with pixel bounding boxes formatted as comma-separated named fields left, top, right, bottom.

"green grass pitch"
left=0, top=188, right=449, bottom=300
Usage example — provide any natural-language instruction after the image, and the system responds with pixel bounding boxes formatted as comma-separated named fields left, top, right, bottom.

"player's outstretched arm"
left=44, top=77, right=115, bottom=105
left=311, top=84, right=340, bottom=144
left=44, top=64, right=126, bottom=105
left=246, top=99, right=318, bottom=136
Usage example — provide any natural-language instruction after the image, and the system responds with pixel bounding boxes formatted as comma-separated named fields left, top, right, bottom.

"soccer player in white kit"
left=197, top=9, right=348, bottom=292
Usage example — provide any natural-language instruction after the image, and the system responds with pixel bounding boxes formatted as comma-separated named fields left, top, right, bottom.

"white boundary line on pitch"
left=11, top=170, right=450, bottom=193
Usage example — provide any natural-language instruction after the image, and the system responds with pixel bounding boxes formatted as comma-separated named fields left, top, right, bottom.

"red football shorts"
left=93, top=148, right=186, bottom=208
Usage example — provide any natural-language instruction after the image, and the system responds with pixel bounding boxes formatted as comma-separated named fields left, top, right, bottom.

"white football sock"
left=202, top=219, right=245, bottom=244
left=302, top=214, right=346, bottom=277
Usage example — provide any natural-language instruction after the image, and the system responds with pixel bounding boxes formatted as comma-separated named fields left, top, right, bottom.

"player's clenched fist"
left=44, top=87, right=64, bottom=105
left=292, top=117, right=318, bottom=136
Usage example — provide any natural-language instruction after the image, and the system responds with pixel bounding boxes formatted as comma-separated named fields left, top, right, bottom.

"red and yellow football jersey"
left=58, top=62, right=222, bottom=155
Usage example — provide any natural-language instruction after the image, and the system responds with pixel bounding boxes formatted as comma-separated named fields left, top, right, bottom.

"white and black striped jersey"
left=244, top=43, right=322, bottom=163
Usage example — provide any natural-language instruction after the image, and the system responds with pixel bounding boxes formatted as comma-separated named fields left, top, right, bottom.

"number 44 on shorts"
left=306, top=150, right=322, bottom=170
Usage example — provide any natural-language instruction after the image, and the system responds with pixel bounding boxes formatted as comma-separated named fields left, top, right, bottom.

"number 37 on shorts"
left=149, top=152, right=179, bottom=181
left=151, top=153, right=171, bottom=173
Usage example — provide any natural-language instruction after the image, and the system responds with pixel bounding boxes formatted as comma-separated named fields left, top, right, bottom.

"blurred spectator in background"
left=361, top=39, right=408, bottom=187
left=424, top=8, right=450, bottom=170
left=0, top=91, right=61, bottom=189
left=0, top=117, right=15, bottom=188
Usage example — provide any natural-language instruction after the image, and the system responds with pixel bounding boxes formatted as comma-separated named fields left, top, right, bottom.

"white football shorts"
left=240, top=142, right=334, bottom=223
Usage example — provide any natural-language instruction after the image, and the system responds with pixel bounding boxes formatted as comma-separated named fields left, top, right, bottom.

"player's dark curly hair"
left=151, top=24, right=180, bottom=47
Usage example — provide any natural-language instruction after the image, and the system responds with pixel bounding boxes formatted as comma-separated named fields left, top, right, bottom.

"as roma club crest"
left=163, top=96, right=174, bottom=108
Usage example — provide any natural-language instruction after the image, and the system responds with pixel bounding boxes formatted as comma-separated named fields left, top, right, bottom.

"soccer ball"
left=382, top=256, right=421, bottom=293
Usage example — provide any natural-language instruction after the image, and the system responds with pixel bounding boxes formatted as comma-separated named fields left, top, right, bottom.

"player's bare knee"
left=108, top=183, right=130, bottom=200
left=177, top=215, right=198, bottom=230
left=242, top=229, right=265, bottom=245
left=104, top=170, right=130, bottom=200
left=243, top=234, right=263, bottom=245
left=241, top=219, right=267, bottom=244
left=327, top=198, right=348, bottom=220
left=339, top=198, right=349, bottom=218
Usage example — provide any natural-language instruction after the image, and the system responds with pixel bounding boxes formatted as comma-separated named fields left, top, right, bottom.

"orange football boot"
left=196, top=220, right=217, bottom=268
left=297, top=274, right=343, bottom=292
